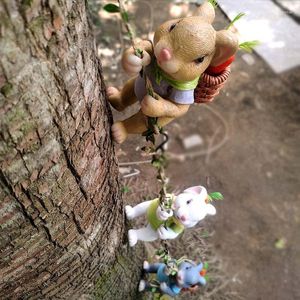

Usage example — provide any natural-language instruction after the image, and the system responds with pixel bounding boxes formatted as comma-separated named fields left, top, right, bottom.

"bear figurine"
left=107, top=0, right=239, bottom=143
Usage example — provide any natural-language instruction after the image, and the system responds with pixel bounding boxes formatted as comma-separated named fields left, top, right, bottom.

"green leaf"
left=275, top=238, right=286, bottom=249
left=239, top=40, right=260, bottom=53
left=121, top=186, right=130, bottom=194
left=208, top=0, right=218, bottom=8
left=103, top=3, right=120, bottom=13
left=226, top=12, right=245, bottom=30
left=146, top=134, right=155, bottom=144
left=209, top=192, right=224, bottom=200
left=142, top=128, right=152, bottom=136
left=135, top=48, right=143, bottom=58
left=121, top=11, right=129, bottom=22
left=204, top=274, right=210, bottom=281
left=203, top=262, right=209, bottom=270
left=151, top=160, right=161, bottom=168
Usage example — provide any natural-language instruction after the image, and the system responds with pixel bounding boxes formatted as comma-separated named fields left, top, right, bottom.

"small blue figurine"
left=139, top=259, right=207, bottom=297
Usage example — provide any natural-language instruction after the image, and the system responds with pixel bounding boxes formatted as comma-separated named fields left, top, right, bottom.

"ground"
left=93, top=1, right=300, bottom=299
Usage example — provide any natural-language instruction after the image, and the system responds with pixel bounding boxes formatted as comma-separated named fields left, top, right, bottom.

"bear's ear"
left=210, top=30, right=239, bottom=67
left=193, top=0, right=215, bottom=24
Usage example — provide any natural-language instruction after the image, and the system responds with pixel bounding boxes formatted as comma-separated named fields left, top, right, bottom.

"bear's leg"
left=107, top=77, right=137, bottom=111
left=112, top=110, right=174, bottom=144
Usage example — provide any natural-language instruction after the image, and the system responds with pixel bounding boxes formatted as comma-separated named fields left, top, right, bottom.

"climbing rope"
left=116, top=0, right=172, bottom=214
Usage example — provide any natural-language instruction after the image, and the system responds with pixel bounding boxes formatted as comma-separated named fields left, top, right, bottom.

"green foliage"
left=121, top=11, right=129, bottom=22
left=239, top=40, right=260, bottom=53
left=226, top=12, right=245, bottom=30
left=275, top=238, right=286, bottom=249
left=142, top=117, right=161, bottom=144
left=204, top=274, right=210, bottom=281
left=209, top=192, right=224, bottom=200
left=121, top=185, right=131, bottom=194
left=103, top=3, right=120, bottom=13
left=207, top=192, right=224, bottom=202
left=135, top=48, right=143, bottom=58
left=152, top=155, right=168, bottom=169
left=208, top=0, right=218, bottom=8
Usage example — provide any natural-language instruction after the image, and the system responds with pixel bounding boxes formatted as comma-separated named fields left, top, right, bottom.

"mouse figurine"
left=107, top=0, right=239, bottom=143
left=125, top=185, right=216, bottom=247
left=139, top=259, right=207, bottom=297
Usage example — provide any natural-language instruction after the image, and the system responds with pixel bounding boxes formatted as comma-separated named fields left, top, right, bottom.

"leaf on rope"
left=121, top=11, right=129, bottom=22
left=239, top=40, right=260, bottom=53
left=152, top=159, right=161, bottom=169
left=135, top=48, right=143, bottom=58
left=208, top=192, right=224, bottom=201
left=142, top=128, right=152, bottom=136
left=103, top=3, right=120, bottom=13
left=226, top=12, right=245, bottom=30
left=146, top=134, right=156, bottom=144
left=208, top=0, right=218, bottom=8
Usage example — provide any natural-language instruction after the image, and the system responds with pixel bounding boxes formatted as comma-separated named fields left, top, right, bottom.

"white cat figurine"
left=125, top=185, right=216, bottom=247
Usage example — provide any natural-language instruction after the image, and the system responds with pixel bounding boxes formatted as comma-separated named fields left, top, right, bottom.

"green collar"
left=153, top=61, right=200, bottom=91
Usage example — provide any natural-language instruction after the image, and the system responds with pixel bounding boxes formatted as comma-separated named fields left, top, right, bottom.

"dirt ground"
left=93, top=1, right=300, bottom=299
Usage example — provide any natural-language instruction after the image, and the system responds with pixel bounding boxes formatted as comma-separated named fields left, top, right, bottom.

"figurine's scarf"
left=154, top=62, right=200, bottom=91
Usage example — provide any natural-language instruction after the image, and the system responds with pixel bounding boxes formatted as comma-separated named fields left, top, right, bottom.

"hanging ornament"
left=125, top=185, right=222, bottom=247
left=104, top=0, right=258, bottom=144
left=102, top=0, right=256, bottom=297
left=138, top=248, right=208, bottom=298
left=105, top=0, right=240, bottom=144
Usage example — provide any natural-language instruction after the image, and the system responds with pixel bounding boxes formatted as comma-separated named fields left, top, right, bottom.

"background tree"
left=0, top=1, right=143, bottom=299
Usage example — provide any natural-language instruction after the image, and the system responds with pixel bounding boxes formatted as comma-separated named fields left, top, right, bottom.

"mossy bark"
left=0, top=1, right=143, bottom=299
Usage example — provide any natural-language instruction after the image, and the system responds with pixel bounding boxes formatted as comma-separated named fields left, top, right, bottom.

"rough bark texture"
left=0, top=1, right=143, bottom=299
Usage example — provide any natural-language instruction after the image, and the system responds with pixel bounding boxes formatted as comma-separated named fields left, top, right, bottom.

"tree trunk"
left=0, top=1, right=143, bottom=299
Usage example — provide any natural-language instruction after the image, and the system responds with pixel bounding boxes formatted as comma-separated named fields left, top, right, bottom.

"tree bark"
left=0, top=1, right=143, bottom=299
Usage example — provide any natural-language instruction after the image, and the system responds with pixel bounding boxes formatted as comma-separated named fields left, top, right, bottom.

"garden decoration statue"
left=125, top=185, right=222, bottom=247
left=107, top=0, right=239, bottom=144
left=139, top=258, right=207, bottom=297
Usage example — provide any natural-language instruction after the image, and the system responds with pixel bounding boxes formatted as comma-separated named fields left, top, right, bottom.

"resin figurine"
left=107, top=0, right=239, bottom=143
left=125, top=185, right=216, bottom=247
left=139, top=259, right=206, bottom=297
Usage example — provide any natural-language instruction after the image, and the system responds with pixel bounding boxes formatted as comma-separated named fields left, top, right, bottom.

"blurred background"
left=89, top=0, right=300, bottom=299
